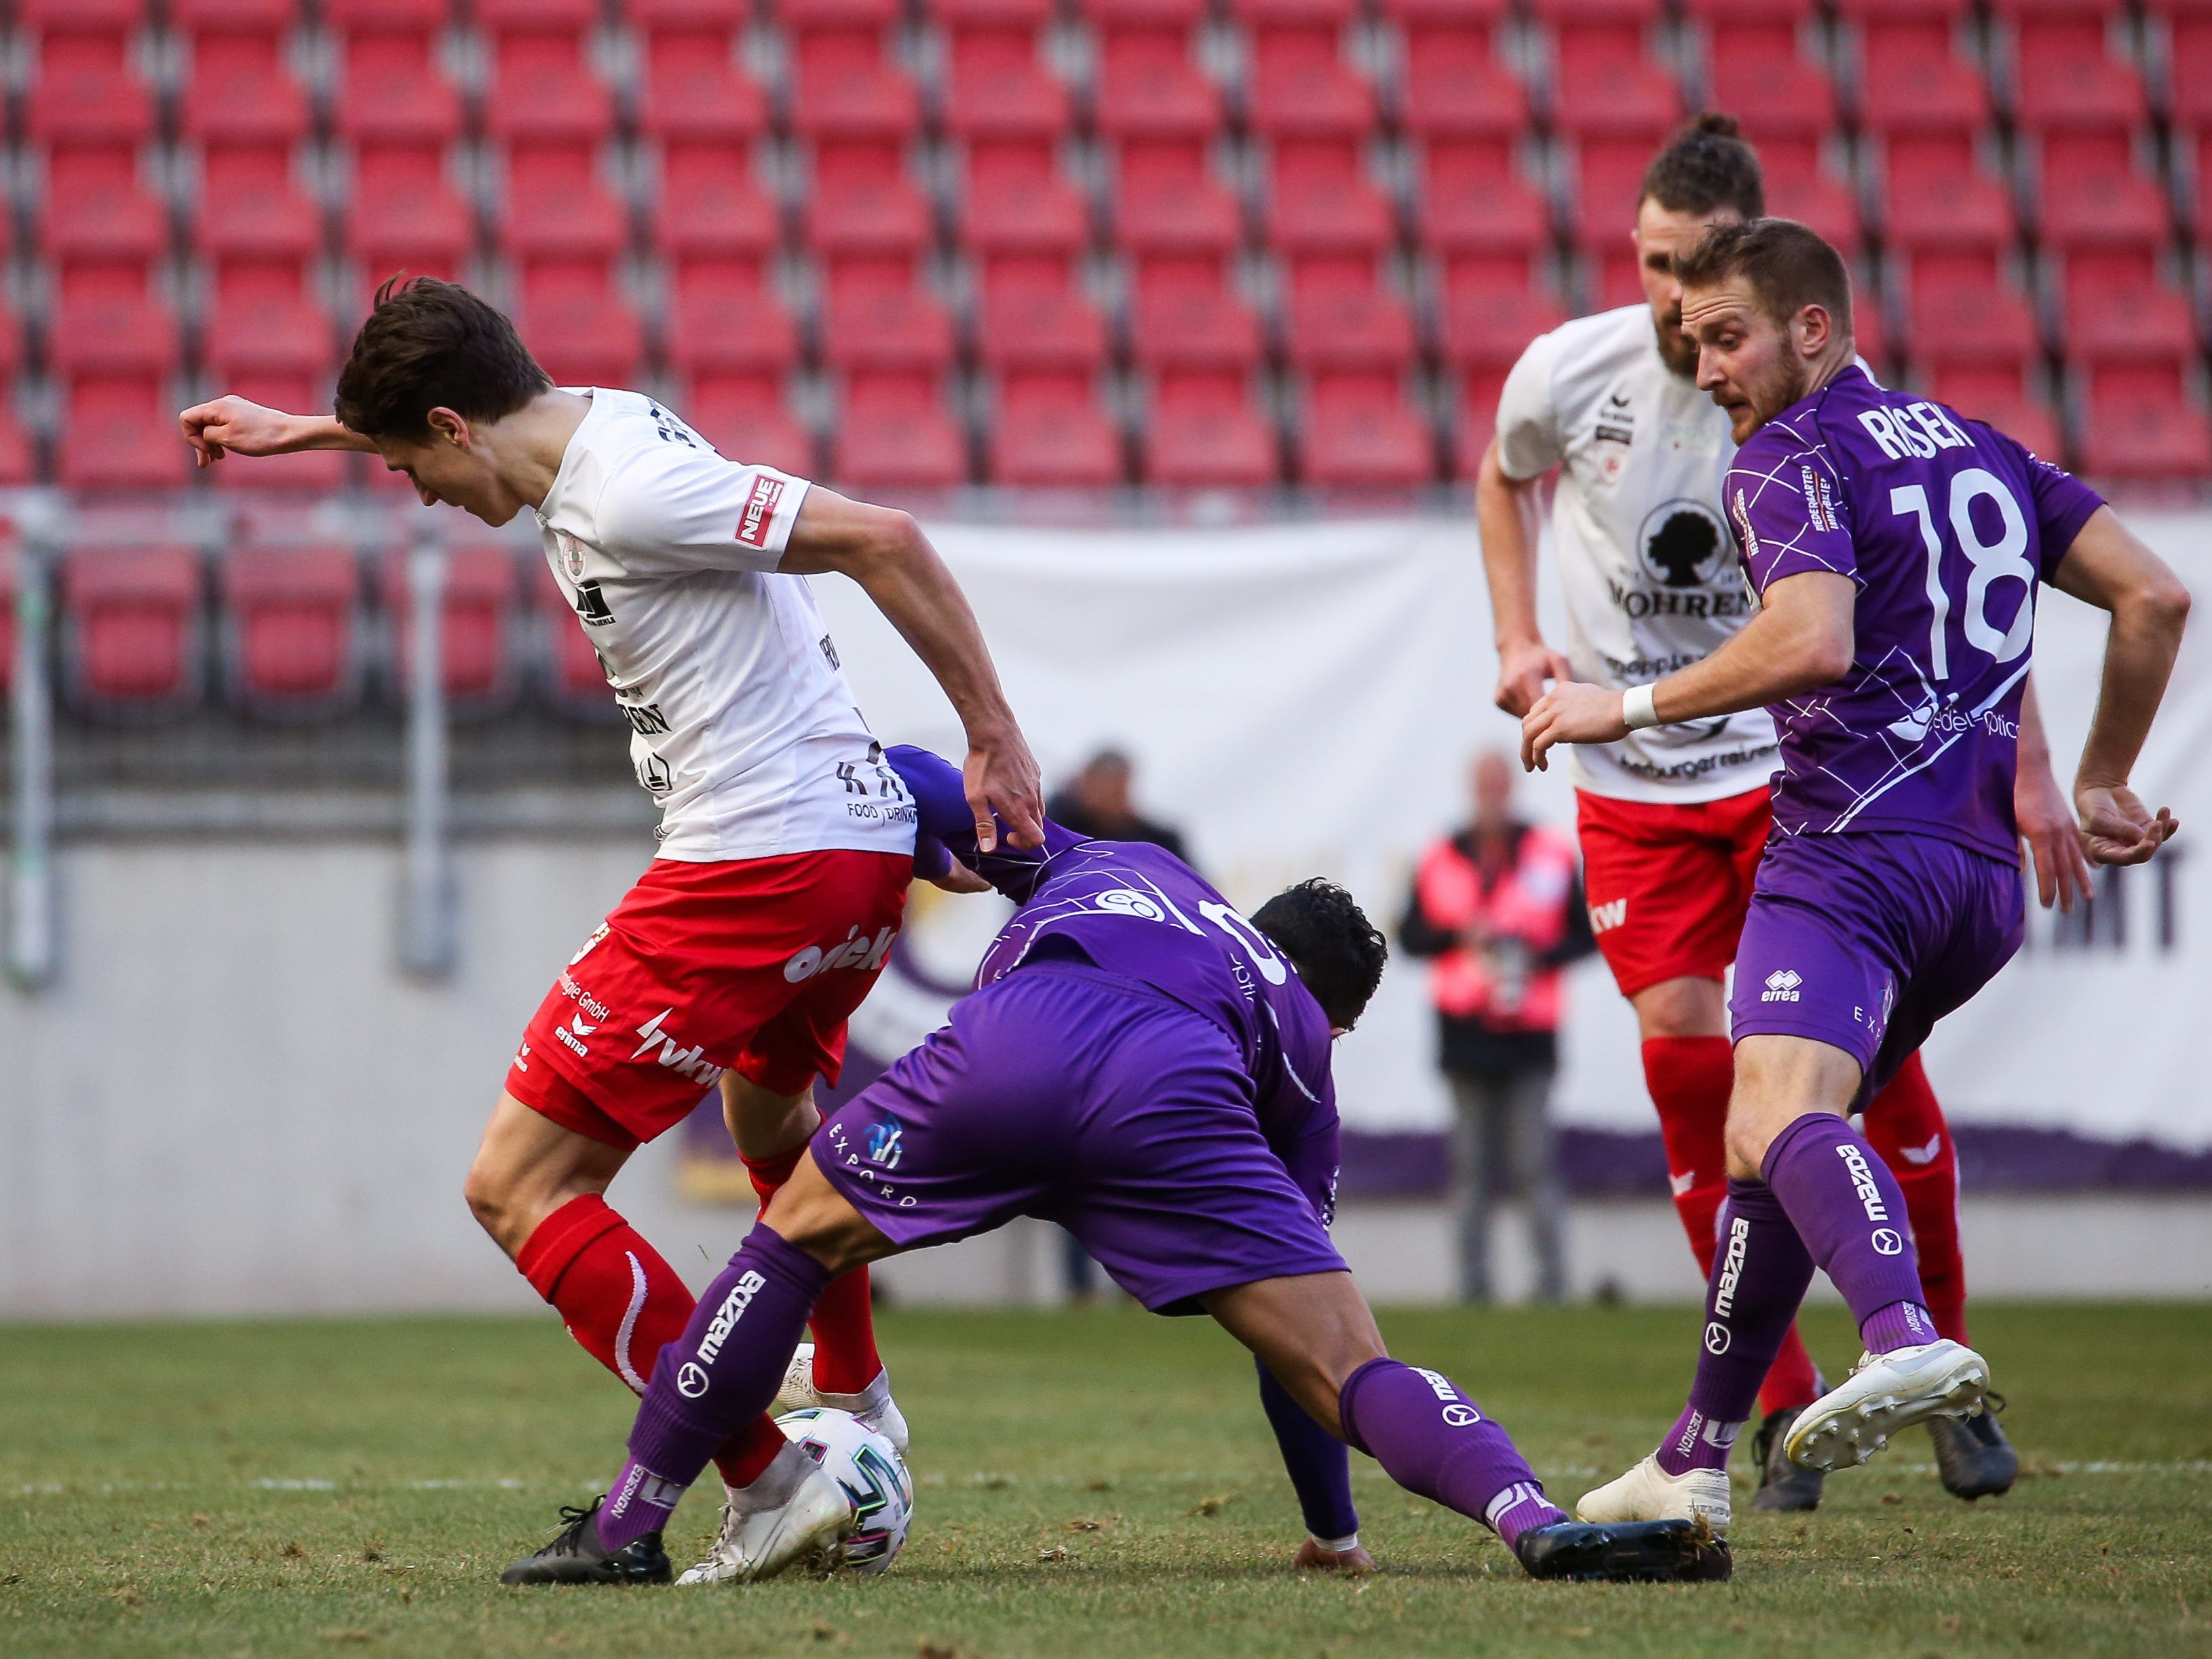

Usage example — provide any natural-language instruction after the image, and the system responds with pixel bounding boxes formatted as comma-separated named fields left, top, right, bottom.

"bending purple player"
left=501, top=745, right=1731, bottom=1588
left=1523, top=218, right=2188, bottom=1538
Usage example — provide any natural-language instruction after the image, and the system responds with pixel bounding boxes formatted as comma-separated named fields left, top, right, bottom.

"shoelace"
left=546, top=1502, right=601, bottom=1556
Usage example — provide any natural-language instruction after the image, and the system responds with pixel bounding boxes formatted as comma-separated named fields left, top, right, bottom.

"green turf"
left=3, top=1301, right=2208, bottom=1658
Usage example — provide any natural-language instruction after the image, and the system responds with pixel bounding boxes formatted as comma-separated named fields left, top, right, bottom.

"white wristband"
left=1622, top=683, right=1662, bottom=731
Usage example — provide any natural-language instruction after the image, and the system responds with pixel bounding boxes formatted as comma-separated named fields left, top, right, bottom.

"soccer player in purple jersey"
left=1520, top=218, right=2188, bottom=1539
left=498, top=745, right=1732, bottom=1588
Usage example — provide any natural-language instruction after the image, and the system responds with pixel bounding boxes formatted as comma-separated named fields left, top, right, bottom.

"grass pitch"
left=3, top=1301, right=2207, bottom=1658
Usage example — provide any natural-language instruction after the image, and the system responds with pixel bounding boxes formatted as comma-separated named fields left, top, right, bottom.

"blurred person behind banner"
left=1398, top=752, right=1594, bottom=1304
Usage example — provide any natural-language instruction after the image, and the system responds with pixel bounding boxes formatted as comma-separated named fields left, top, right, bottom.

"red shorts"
left=1576, top=786, right=1772, bottom=999
left=505, top=849, right=912, bottom=1151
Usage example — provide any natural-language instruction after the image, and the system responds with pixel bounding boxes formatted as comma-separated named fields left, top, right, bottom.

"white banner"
left=814, top=510, right=2212, bottom=1149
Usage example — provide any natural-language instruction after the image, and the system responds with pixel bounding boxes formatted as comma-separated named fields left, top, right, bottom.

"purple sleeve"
left=1724, top=432, right=1858, bottom=597
left=2004, top=430, right=2105, bottom=579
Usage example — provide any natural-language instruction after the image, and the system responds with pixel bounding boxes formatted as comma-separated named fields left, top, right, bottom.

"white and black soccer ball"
left=776, top=1407, right=914, bottom=1575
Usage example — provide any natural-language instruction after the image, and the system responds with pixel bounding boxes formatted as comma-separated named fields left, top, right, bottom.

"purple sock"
left=1860, top=1298, right=1940, bottom=1354
left=596, top=1456, right=688, bottom=1552
left=624, top=1223, right=831, bottom=1493
left=1337, top=1358, right=1567, bottom=1546
left=1761, top=1113, right=1930, bottom=1330
left=1656, top=1177, right=1815, bottom=1475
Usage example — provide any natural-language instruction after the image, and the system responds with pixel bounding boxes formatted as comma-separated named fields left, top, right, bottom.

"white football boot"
left=676, top=1441, right=856, bottom=1585
left=1785, top=1339, right=1989, bottom=1473
left=1576, top=1455, right=1732, bottom=1536
left=773, top=1342, right=911, bottom=1455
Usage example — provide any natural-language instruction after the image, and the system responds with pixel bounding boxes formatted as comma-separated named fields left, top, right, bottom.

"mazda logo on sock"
left=1871, top=1228, right=1905, bottom=1256
left=1704, top=1321, right=1732, bottom=1354
left=677, top=1362, right=709, bottom=1398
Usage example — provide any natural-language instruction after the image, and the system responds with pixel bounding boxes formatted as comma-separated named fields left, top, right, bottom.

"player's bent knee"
left=1631, top=975, right=1728, bottom=1040
left=759, top=1152, right=892, bottom=1277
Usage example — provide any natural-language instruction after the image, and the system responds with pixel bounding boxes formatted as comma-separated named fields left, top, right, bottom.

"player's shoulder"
left=1530, top=305, right=1654, bottom=387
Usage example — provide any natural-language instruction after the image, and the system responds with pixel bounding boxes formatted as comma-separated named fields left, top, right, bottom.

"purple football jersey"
left=1725, top=366, right=2105, bottom=861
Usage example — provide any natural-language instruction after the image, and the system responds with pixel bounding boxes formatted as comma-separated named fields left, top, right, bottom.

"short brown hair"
left=334, top=276, right=553, bottom=441
left=1672, top=217, right=1852, bottom=339
left=1641, top=113, right=1764, bottom=221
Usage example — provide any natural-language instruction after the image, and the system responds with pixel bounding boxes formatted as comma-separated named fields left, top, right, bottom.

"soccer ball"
left=776, top=1407, right=914, bottom=1575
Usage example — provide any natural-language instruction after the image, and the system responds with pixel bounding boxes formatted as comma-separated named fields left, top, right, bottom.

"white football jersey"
left=533, top=388, right=915, bottom=862
left=1495, top=304, right=1780, bottom=803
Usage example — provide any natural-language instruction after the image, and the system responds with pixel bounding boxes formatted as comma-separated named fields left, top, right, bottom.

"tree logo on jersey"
left=1637, top=500, right=1730, bottom=589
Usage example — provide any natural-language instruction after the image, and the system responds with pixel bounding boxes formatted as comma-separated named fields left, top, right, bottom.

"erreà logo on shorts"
left=1761, top=968, right=1801, bottom=1002
left=736, top=475, right=786, bottom=548
left=1837, top=1142, right=1889, bottom=1222
left=697, top=1270, right=767, bottom=1366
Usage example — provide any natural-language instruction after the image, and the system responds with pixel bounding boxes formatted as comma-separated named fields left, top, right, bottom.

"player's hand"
left=928, top=862, right=993, bottom=894
left=2074, top=782, right=2177, bottom=866
left=2015, top=756, right=2093, bottom=911
left=1493, top=637, right=1576, bottom=719
left=178, top=396, right=300, bottom=466
left=1521, top=681, right=1628, bottom=772
left=1293, top=1537, right=1375, bottom=1576
left=963, top=721, right=1045, bottom=852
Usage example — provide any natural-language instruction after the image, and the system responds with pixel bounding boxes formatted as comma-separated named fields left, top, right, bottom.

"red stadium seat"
left=323, top=0, right=452, bottom=24
left=820, top=261, right=959, bottom=372
left=477, top=0, right=597, bottom=24
left=1243, top=26, right=1377, bottom=138
left=58, top=379, right=185, bottom=491
left=50, top=269, right=180, bottom=381
left=683, top=373, right=816, bottom=476
left=1436, top=256, right=1567, bottom=370
left=516, top=263, right=647, bottom=387
left=1128, top=255, right=1265, bottom=370
left=1544, top=23, right=1680, bottom=138
left=0, top=544, right=14, bottom=696
left=1265, top=139, right=1396, bottom=257
left=666, top=261, right=801, bottom=376
left=1280, top=257, right=1417, bottom=373
left=332, top=27, right=464, bottom=145
left=1592, top=244, right=1643, bottom=311
left=0, top=299, right=23, bottom=384
left=2006, top=16, right=2147, bottom=132
left=784, top=0, right=903, bottom=26
left=1299, top=370, right=1434, bottom=487
left=1231, top=0, right=1359, bottom=24
left=986, top=371, right=1124, bottom=485
left=942, top=27, right=1073, bottom=138
left=61, top=546, right=204, bottom=715
left=1565, top=134, right=1662, bottom=248
left=194, top=144, right=322, bottom=263
left=2171, top=19, right=2212, bottom=130
left=484, top=27, right=617, bottom=142
left=2029, top=132, right=2170, bottom=252
left=26, top=28, right=155, bottom=147
left=383, top=541, right=519, bottom=712
left=1143, top=370, right=1280, bottom=486
left=204, top=260, right=335, bottom=378
left=1396, top=22, right=1527, bottom=140
left=1375, top=0, right=1511, bottom=20
left=1112, top=140, right=1244, bottom=255
left=496, top=144, right=628, bottom=263
left=1852, top=20, right=1989, bottom=136
left=938, top=0, right=1054, bottom=24
left=345, top=143, right=476, bottom=276
left=1700, top=18, right=1836, bottom=140
left=535, top=569, right=615, bottom=716
left=833, top=373, right=969, bottom=489
left=788, top=29, right=923, bottom=140
left=41, top=145, right=168, bottom=267
left=1758, top=137, right=1863, bottom=255
left=1871, top=134, right=2016, bottom=253
left=211, top=373, right=352, bottom=493
left=1899, top=253, right=2040, bottom=368
left=1092, top=27, right=1225, bottom=140
left=638, top=27, right=768, bottom=143
left=2077, top=363, right=2212, bottom=480
left=1080, top=0, right=1208, bottom=28
left=2058, top=250, right=2197, bottom=367
left=221, top=544, right=364, bottom=716
left=803, top=142, right=934, bottom=259
left=974, top=257, right=1111, bottom=371
left=18, top=0, right=142, bottom=27
left=961, top=141, right=1092, bottom=257
left=1530, top=0, right=1665, bottom=20
left=654, top=142, right=780, bottom=262
left=1413, top=136, right=1550, bottom=256
left=0, top=402, right=33, bottom=489
left=1451, top=364, right=1510, bottom=477
left=179, top=26, right=309, bottom=145
left=1924, top=364, right=2063, bottom=463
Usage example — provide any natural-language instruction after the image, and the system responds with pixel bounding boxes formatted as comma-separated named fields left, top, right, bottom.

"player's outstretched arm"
left=2048, top=506, right=2191, bottom=864
left=2014, top=674, right=2094, bottom=911
left=779, top=489, right=1044, bottom=850
left=1475, top=438, right=1574, bottom=717
left=178, top=396, right=379, bottom=466
left=1520, top=571, right=1854, bottom=771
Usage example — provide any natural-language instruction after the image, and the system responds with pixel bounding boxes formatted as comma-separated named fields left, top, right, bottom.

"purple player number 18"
left=1888, top=471, right=2036, bottom=683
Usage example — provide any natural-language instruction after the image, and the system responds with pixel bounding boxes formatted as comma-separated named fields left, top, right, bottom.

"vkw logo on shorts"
left=1761, top=969, right=1802, bottom=1003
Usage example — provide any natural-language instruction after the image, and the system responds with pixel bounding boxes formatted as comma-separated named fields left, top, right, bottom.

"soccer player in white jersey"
left=180, top=278, right=1043, bottom=1581
left=1474, top=118, right=2085, bottom=1509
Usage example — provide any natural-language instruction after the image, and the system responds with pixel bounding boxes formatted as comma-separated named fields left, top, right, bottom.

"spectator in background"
left=1047, top=746, right=1194, bottom=1301
left=1399, top=751, right=1595, bottom=1303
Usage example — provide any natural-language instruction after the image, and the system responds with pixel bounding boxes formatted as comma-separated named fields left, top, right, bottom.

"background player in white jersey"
left=1474, top=118, right=2086, bottom=1509
left=179, top=278, right=1042, bottom=1578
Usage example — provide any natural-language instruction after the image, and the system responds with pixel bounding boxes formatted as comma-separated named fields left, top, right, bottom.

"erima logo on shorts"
left=696, top=1270, right=767, bottom=1367
left=1712, top=1215, right=1749, bottom=1320
left=1589, top=898, right=1627, bottom=934
left=1837, top=1143, right=1890, bottom=1223
left=630, top=1009, right=726, bottom=1087
left=784, top=926, right=898, bottom=983
left=736, top=475, right=786, bottom=548
left=1761, top=969, right=1802, bottom=1002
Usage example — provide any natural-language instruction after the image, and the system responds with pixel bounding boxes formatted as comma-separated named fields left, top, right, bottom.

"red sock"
left=514, top=1194, right=787, bottom=1489
left=1645, top=1036, right=1821, bottom=1416
left=1863, top=1052, right=1968, bottom=1346
left=744, top=1145, right=883, bottom=1396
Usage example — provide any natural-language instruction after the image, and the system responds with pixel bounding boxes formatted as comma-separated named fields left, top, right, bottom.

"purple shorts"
left=814, top=961, right=1347, bottom=1314
left=1731, top=831, right=2024, bottom=1108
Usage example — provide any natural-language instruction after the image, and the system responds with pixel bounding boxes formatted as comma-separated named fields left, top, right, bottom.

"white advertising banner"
left=814, top=510, right=2212, bottom=1149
